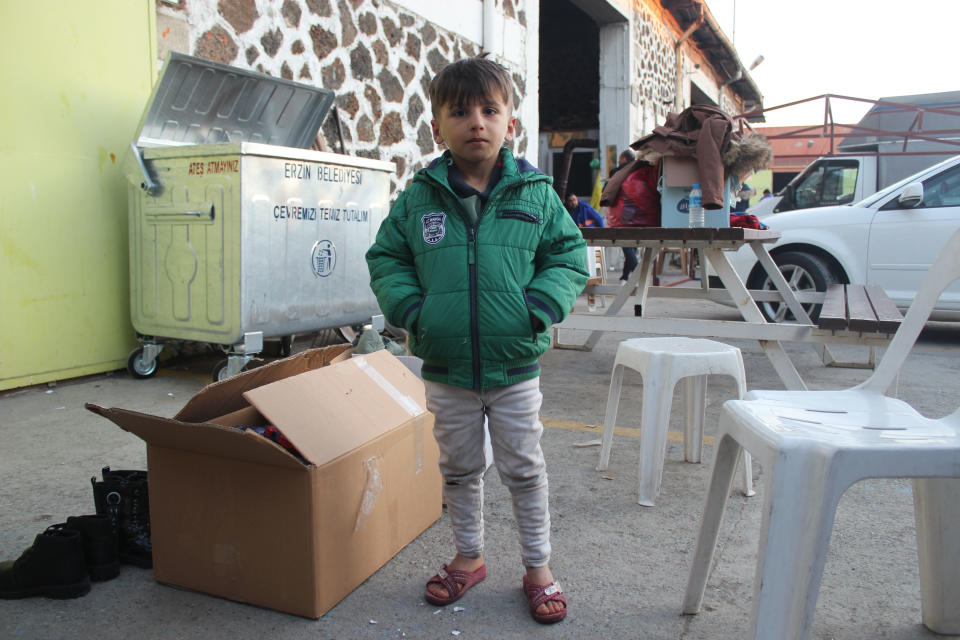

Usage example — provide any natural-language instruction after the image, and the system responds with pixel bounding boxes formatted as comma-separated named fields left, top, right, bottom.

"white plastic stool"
left=597, top=337, right=754, bottom=506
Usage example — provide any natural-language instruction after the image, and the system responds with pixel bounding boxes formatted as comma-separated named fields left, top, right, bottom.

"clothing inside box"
left=209, top=405, right=306, bottom=462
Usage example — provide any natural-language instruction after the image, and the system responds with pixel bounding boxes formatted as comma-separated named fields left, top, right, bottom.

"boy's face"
left=431, top=90, right=516, bottom=172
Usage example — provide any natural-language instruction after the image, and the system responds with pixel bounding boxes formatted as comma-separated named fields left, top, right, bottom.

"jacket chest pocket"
left=498, top=208, right=542, bottom=224
left=495, top=204, right=544, bottom=249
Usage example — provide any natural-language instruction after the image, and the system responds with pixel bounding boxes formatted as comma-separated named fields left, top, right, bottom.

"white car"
left=746, top=194, right=781, bottom=217
left=726, top=154, right=960, bottom=322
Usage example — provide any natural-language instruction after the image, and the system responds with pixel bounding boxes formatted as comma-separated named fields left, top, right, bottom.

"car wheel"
left=750, top=251, right=837, bottom=323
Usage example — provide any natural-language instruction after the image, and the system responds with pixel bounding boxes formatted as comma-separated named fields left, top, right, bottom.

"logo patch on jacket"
left=422, top=212, right=447, bottom=245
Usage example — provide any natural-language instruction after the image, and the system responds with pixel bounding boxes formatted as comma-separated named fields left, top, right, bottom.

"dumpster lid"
left=133, top=52, right=334, bottom=149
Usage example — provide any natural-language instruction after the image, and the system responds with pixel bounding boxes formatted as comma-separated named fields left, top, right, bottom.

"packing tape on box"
left=412, top=420, right=423, bottom=474
left=353, top=357, right=424, bottom=417
left=353, top=356, right=425, bottom=475
left=354, top=456, right=382, bottom=532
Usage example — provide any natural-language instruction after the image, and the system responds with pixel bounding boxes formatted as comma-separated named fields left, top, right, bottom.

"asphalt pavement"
left=2, top=278, right=958, bottom=640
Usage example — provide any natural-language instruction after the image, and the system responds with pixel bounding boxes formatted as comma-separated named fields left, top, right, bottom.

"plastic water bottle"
left=688, top=183, right=705, bottom=228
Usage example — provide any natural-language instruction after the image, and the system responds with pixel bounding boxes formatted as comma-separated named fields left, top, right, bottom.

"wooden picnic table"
left=555, top=227, right=902, bottom=391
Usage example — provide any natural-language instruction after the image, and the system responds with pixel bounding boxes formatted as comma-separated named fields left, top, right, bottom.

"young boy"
left=365, top=57, right=588, bottom=624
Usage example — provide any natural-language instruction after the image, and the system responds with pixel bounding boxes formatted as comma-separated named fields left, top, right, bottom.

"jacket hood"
left=419, top=148, right=546, bottom=187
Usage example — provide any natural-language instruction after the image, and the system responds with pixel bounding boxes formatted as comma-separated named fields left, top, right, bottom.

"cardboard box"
left=86, top=346, right=441, bottom=619
left=658, top=156, right=736, bottom=228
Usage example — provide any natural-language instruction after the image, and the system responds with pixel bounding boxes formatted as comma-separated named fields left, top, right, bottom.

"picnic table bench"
left=558, top=228, right=911, bottom=388
left=817, top=284, right=904, bottom=334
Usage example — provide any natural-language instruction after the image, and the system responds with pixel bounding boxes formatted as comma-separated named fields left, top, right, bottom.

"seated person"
left=564, top=193, right=605, bottom=228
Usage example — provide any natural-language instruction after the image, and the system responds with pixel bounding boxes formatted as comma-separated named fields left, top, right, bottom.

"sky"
left=704, top=0, right=958, bottom=127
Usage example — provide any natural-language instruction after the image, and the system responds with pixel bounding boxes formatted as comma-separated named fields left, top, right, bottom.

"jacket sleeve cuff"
left=526, top=292, right=558, bottom=332
left=398, top=295, right=423, bottom=333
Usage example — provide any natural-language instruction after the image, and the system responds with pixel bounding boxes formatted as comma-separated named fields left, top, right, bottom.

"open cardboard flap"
left=84, top=403, right=303, bottom=470
left=243, top=350, right=427, bottom=467
left=86, top=348, right=426, bottom=472
left=84, top=344, right=355, bottom=470
left=174, top=344, right=352, bottom=423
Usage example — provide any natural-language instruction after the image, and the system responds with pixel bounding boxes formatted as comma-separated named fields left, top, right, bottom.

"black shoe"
left=92, top=467, right=152, bottom=568
left=0, top=526, right=91, bottom=599
left=65, top=515, right=120, bottom=581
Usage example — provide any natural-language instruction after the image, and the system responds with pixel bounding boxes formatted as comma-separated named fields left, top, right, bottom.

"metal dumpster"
left=122, top=53, right=394, bottom=380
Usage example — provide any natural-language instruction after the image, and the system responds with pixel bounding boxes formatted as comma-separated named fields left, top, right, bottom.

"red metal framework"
left=734, top=94, right=960, bottom=161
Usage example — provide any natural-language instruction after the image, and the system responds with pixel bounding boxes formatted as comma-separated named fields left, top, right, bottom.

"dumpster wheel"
left=127, top=347, right=159, bottom=379
left=279, top=335, right=294, bottom=357
left=212, top=359, right=230, bottom=382
left=213, top=358, right=251, bottom=382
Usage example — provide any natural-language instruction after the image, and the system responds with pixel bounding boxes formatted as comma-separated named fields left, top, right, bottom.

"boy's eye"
left=484, top=107, right=498, bottom=115
left=451, top=108, right=466, bottom=117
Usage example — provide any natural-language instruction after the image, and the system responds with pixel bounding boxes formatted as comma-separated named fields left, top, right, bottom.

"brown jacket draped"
left=630, top=105, right=738, bottom=209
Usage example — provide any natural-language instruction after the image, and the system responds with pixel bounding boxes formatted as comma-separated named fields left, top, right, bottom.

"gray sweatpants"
left=424, top=377, right=551, bottom=568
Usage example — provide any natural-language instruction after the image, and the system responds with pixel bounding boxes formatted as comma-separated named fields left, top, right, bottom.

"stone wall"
left=630, top=1, right=676, bottom=136
left=626, top=0, right=745, bottom=135
left=158, top=0, right=531, bottom=196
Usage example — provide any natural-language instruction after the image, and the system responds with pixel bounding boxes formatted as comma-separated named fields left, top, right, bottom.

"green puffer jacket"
left=366, top=148, right=589, bottom=390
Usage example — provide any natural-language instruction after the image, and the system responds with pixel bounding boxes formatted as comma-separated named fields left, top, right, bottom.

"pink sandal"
left=523, top=575, right=567, bottom=624
left=424, top=564, right=486, bottom=606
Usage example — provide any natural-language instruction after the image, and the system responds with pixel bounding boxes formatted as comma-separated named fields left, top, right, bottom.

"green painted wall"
left=0, top=2, right=157, bottom=390
left=747, top=169, right=774, bottom=206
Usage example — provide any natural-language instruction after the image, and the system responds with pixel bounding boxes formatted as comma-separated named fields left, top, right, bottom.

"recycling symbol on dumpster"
left=311, top=239, right=337, bottom=277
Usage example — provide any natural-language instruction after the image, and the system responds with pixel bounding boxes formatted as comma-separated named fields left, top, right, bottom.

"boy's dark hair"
left=428, top=57, right=514, bottom=117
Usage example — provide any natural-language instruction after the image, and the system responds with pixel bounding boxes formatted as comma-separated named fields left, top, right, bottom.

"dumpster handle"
left=130, top=142, right=161, bottom=196
left=181, top=205, right=214, bottom=218
left=143, top=203, right=215, bottom=221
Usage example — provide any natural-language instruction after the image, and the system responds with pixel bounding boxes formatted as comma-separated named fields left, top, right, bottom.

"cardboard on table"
left=659, top=155, right=734, bottom=228
left=86, top=345, right=442, bottom=619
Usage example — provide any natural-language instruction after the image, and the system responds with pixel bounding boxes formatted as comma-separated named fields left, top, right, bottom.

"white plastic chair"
left=585, top=245, right=607, bottom=311
left=597, top=337, right=754, bottom=506
left=682, top=228, right=960, bottom=638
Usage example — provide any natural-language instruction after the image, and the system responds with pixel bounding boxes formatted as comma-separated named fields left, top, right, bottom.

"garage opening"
left=539, top=0, right=600, bottom=199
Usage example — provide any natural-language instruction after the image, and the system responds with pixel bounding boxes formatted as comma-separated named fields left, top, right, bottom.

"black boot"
left=0, top=526, right=91, bottom=599
left=92, top=467, right=152, bottom=568
left=64, top=515, right=119, bottom=581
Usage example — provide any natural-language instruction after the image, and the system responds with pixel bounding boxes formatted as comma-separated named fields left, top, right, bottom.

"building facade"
left=0, top=0, right=761, bottom=390
left=158, top=0, right=760, bottom=194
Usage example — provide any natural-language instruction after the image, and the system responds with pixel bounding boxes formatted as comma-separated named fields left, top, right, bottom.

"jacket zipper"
left=463, top=178, right=535, bottom=388
left=467, top=225, right=481, bottom=389
left=433, top=187, right=482, bottom=389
